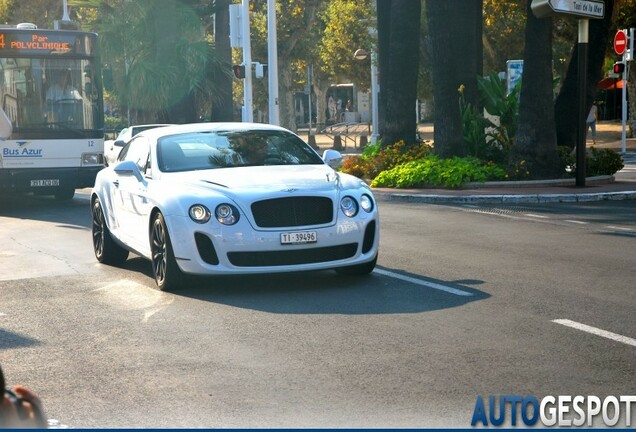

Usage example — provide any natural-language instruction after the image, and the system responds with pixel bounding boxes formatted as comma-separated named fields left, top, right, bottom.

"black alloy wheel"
left=150, top=212, right=182, bottom=291
left=92, top=197, right=128, bottom=265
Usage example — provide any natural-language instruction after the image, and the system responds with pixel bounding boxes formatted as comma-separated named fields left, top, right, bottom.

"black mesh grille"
left=251, top=196, right=333, bottom=227
left=362, top=220, right=376, bottom=254
left=227, top=243, right=357, bottom=267
left=194, top=232, right=219, bottom=265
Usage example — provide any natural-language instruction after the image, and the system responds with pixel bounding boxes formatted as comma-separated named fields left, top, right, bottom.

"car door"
left=110, top=135, right=153, bottom=254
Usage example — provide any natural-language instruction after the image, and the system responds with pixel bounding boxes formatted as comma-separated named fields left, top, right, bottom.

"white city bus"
left=0, top=23, right=104, bottom=200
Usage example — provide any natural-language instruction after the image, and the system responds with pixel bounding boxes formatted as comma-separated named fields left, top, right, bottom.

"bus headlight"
left=82, top=152, right=104, bottom=165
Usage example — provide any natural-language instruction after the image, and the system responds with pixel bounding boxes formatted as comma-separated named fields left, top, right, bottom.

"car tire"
left=92, top=197, right=129, bottom=265
left=150, top=212, right=183, bottom=291
left=335, top=254, right=377, bottom=276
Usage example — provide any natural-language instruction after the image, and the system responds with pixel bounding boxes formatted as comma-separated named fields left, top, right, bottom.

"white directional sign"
left=531, top=0, right=605, bottom=19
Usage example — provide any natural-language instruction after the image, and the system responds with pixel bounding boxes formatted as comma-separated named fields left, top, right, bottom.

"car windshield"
left=157, top=130, right=324, bottom=172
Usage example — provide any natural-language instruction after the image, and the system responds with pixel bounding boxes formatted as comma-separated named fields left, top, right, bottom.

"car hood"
left=166, top=165, right=347, bottom=197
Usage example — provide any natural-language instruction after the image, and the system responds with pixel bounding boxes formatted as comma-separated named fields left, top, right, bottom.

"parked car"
left=104, top=124, right=172, bottom=166
left=91, top=122, right=379, bottom=291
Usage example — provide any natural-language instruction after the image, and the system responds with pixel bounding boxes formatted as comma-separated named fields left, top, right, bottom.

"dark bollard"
left=307, top=134, right=318, bottom=150
left=333, top=135, right=343, bottom=151
left=359, top=135, right=368, bottom=150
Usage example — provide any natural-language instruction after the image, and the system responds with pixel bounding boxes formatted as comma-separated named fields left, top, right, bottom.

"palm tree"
left=210, top=0, right=233, bottom=122
left=72, top=0, right=218, bottom=123
left=424, top=0, right=483, bottom=156
left=378, top=0, right=422, bottom=147
left=509, top=0, right=559, bottom=179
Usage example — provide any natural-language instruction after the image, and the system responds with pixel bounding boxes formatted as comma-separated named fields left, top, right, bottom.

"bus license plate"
left=281, top=231, right=317, bottom=245
left=31, top=179, right=60, bottom=187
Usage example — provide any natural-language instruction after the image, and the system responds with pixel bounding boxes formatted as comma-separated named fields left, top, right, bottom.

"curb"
left=462, top=175, right=614, bottom=189
left=373, top=190, right=636, bottom=204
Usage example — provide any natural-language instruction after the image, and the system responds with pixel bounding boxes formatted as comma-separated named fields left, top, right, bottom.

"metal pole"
left=370, top=51, right=379, bottom=144
left=621, top=55, right=627, bottom=153
left=242, top=0, right=253, bottom=122
left=62, top=0, right=71, bottom=21
left=307, top=65, right=312, bottom=135
left=576, top=19, right=588, bottom=187
left=267, top=0, right=279, bottom=125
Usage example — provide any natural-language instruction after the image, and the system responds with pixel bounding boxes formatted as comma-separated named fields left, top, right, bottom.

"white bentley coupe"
left=91, top=123, right=379, bottom=291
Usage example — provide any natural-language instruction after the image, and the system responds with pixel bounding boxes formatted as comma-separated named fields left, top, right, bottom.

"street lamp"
left=353, top=48, right=379, bottom=143
left=353, top=48, right=368, bottom=61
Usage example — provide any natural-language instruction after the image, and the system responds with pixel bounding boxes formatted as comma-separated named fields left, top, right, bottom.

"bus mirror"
left=0, top=107, right=12, bottom=139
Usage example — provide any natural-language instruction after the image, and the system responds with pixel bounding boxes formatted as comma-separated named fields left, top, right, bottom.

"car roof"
left=137, top=122, right=291, bottom=141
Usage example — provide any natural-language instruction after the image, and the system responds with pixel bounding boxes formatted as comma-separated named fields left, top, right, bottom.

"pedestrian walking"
left=586, top=103, right=598, bottom=144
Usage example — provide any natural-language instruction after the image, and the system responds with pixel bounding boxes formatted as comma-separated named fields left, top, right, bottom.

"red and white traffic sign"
left=614, top=30, right=627, bottom=56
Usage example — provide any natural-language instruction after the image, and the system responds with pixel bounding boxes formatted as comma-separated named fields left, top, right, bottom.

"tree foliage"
left=70, top=0, right=220, bottom=123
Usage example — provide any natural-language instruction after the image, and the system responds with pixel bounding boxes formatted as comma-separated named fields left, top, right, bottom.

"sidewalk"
left=307, top=121, right=636, bottom=204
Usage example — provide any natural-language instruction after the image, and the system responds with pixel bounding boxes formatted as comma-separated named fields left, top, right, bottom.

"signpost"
left=531, top=0, right=604, bottom=187
left=531, top=0, right=604, bottom=19
left=614, top=30, right=627, bottom=55
left=614, top=29, right=633, bottom=153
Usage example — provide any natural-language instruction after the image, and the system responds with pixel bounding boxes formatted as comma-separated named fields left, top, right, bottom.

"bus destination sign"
left=0, top=31, right=86, bottom=55
left=0, top=33, right=71, bottom=51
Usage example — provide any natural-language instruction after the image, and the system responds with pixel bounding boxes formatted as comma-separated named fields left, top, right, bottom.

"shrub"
left=557, top=147, right=623, bottom=178
left=586, top=147, right=624, bottom=176
left=505, top=159, right=531, bottom=180
left=370, top=155, right=506, bottom=189
left=340, top=155, right=371, bottom=179
left=557, top=146, right=575, bottom=176
left=339, top=140, right=432, bottom=180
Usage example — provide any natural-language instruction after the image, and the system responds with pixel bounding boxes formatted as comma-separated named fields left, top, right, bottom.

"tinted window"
left=119, top=135, right=150, bottom=172
left=157, top=130, right=323, bottom=173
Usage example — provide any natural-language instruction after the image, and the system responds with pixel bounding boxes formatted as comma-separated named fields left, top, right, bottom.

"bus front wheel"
left=54, top=187, right=75, bottom=201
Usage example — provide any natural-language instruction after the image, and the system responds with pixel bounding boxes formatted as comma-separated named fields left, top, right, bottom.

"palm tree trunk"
left=210, top=0, right=233, bottom=122
left=510, top=1, right=559, bottom=179
left=380, top=0, right=421, bottom=147
left=425, top=0, right=482, bottom=157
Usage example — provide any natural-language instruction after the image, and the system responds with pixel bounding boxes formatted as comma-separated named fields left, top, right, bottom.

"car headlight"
left=340, top=196, right=358, bottom=217
left=215, top=203, right=240, bottom=225
left=360, top=194, right=374, bottom=213
left=189, top=204, right=211, bottom=223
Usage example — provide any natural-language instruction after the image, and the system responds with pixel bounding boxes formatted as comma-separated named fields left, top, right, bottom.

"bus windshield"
left=0, top=56, right=103, bottom=139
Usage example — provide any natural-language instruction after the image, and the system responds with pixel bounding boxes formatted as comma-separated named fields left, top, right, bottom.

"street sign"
left=531, top=0, right=605, bottom=19
left=614, top=30, right=627, bottom=55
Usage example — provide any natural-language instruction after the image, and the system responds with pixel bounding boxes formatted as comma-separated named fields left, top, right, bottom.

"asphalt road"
left=0, top=193, right=634, bottom=428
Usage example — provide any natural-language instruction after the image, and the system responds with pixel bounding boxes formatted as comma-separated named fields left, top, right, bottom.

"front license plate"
left=30, top=179, right=60, bottom=187
left=281, top=231, right=317, bottom=245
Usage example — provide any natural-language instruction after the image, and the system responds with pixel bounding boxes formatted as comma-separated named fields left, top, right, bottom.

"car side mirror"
left=322, top=149, right=343, bottom=169
left=114, top=140, right=126, bottom=147
left=114, top=160, right=144, bottom=182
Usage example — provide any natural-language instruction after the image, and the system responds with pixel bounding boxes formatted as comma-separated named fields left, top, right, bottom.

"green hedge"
left=370, top=156, right=506, bottom=188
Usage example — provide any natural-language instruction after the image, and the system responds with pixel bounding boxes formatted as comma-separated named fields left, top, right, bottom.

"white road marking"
left=564, top=220, right=588, bottom=224
left=553, top=319, right=636, bottom=347
left=0, top=312, right=6, bottom=317
left=606, top=225, right=633, bottom=231
left=373, top=268, right=474, bottom=297
left=524, top=213, right=548, bottom=218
